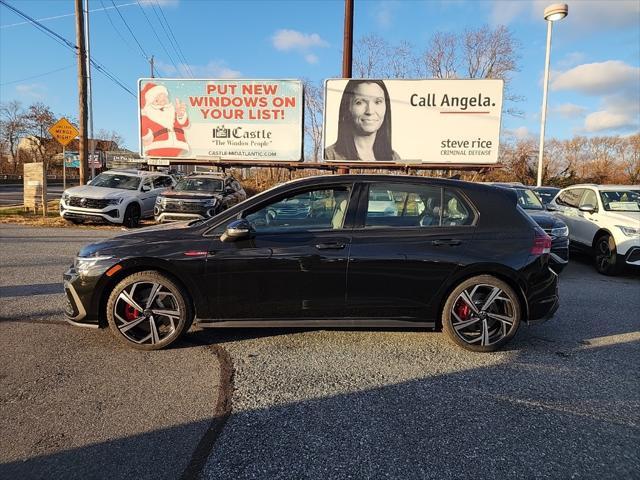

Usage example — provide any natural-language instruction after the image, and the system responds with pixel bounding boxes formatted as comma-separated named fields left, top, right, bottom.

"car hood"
left=160, top=190, right=222, bottom=200
left=526, top=210, right=563, bottom=229
left=65, top=185, right=135, bottom=200
left=78, top=221, right=193, bottom=257
left=603, top=210, right=640, bottom=226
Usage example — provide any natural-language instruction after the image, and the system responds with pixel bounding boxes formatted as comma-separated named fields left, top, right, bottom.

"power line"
left=150, top=0, right=193, bottom=77
left=1, top=64, right=74, bottom=86
left=0, top=2, right=138, bottom=29
left=99, top=0, right=140, bottom=60
left=0, top=0, right=135, bottom=97
left=110, top=0, right=149, bottom=61
left=136, top=0, right=180, bottom=75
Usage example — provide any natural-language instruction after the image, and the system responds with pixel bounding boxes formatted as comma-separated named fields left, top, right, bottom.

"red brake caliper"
left=455, top=301, right=471, bottom=320
left=124, top=304, right=140, bottom=321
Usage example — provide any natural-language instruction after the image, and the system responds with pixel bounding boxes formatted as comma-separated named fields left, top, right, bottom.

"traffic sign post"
left=49, top=118, right=80, bottom=192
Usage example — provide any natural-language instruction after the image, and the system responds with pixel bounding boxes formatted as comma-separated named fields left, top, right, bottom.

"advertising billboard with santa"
left=138, top=79, right=303, bottom=161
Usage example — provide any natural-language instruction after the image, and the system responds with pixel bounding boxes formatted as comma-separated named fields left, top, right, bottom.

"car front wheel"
left=123, top=203, right=141, bottom=228
left=442, top=275, right=521, bottom=352
left=594, top=233, right=621, bottom=276
left=106, top=271, right=193, bottom=350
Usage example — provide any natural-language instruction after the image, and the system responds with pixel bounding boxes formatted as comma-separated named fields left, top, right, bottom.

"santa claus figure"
left=140, top=82, right=190, bottom=157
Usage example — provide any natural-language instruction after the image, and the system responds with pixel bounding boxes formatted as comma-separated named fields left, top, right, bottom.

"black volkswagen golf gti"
left=64, top=175, right=559, bottom=352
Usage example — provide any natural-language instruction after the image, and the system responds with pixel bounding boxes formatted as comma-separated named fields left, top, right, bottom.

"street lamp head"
left=544, top=3, right=568, bottom=21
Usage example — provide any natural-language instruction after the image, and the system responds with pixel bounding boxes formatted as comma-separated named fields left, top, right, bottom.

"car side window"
left=365, top=184, right=441, bottom=228
left=153, top=176, right=173, bottom=189
left=580, top=190, right=598, bottom=209
left=141, top=179, right=152, bottom=191
left=557, top=189, right=583, bottom=208
left=244, top=186, right=351, bottom=232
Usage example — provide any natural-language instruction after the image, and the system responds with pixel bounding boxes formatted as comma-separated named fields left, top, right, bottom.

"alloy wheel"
left=113, top=281, right=182, bottom=345
left=595, top=236, right=614, bottom=272
left=450, top=284, right=517, bottom=347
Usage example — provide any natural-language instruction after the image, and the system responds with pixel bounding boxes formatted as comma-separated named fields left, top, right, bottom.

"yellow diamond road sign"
left=48, top=118, right=79, bottom=147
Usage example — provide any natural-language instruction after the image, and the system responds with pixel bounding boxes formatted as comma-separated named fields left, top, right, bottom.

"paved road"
left=200, top=255, right=640, bottom=479
left=0, top=184, right=75, bottom=206
left=1, top=224, right=638, bottom=479
left=0, top=224, right=228, bottom=480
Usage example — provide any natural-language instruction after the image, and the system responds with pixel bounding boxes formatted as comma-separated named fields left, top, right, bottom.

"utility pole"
left=150, top=55, right=155, bottom=78
left=84, top=0, right=96, bottom=179
left=338, top=0, right=354, bottom=174
left=75, top=0, right=89, bottom=185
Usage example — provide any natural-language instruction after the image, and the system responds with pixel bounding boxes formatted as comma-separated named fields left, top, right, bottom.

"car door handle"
left=316, top=242, right=346, bottom=250
left=431, top=239, right=462, bottom=246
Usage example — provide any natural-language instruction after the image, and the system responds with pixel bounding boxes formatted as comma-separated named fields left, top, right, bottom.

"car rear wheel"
left=442, top=275, right=521, bottom=352
left=123, top=203, right=141, bottom=228
left=594, top=233, right=621, bottom=276
left=106, top=271, right=193, bottom=350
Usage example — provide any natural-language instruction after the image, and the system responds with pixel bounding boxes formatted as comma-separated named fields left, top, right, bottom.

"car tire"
left=594, top=233, right=621, bottom=276
left=442, top=275, right=521, bottom=352
left=106, top=271, right=193, bottom=351
left=123, top=203, right=141, bottom=228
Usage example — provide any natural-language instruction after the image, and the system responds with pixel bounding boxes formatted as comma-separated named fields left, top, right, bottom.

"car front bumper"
left=60, top=202, right=123, bottom=224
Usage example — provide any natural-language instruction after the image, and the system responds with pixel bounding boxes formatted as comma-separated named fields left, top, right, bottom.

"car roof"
left=564, top=184, right=640, bottom=190
left=104, top=169, right=157, bottom=177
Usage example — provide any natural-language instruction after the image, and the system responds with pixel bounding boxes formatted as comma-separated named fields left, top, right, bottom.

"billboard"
left=105, top=151, right=143, bottom=169
left=138, top=78, right=303, bottom=161
left=323, top=79, right=504, bottom=164
left=63, top=151, right=101, bottom=168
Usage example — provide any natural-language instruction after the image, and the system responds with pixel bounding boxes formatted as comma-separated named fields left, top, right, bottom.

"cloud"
left=271, top=30, right=328, bottom=51
left=505, top=126, right=534, bottom=140
left=556, top=52, right=586, bottom=69
left=15, top=84, right=45, bottom=99
left=271, top=29, right=328, bottom=64
left=551, top=61, right=640, bottom=95
left=156, top=60, right=241, bottom=78
left=553, top=103, right=587, bottom=119
left=583, top=95, right=639, bottom=133
left=490, top=1, right=528, bottom=26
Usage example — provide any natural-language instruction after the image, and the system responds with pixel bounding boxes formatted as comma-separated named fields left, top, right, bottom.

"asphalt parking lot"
left=1, top=224, right=638, bottom=479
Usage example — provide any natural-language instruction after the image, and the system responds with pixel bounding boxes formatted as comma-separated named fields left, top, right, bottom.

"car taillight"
left=531, top=228, right=552, bottom=255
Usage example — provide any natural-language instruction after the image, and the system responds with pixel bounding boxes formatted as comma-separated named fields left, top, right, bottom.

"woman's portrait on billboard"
left=324, top=79, right=400, bottom=161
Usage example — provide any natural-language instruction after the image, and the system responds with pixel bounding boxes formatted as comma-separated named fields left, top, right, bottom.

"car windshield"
left=599, top=190, right=640, bottom=212
left=175, top=178, right=223, bottom=192
left=535, top=188, right=558, bottom=202
left=90, top=173, right=140, bottom=190
left=516, top=188, right=544, bottom=210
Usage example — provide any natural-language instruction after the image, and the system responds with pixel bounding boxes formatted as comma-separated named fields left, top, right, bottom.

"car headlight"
left=155, top=196, right=163, bottom=205
left=203, top=199, right=218, bottom=207
left=107, top=198, right=124, bottom=205
left=550, top=225, right=569, bottom=237
left=617, top=225, right=640, bottom=237
left=74, top=255, right=114, bottom=276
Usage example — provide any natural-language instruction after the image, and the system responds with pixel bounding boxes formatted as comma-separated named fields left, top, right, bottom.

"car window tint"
left=580, top=190, right=598, bottom=209
left=244, top=186, right=351, bottom=232
left=557, top=189, right=583, bottom=208
left=153, top=176, right=173, bottom=189
left=442, top=190, right=473, bottom=226
left=365, top=184, right=441, bottom=228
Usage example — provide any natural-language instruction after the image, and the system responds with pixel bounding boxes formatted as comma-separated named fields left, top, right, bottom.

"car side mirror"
left=579, top=204, right=596, bottom=213
left=221, top=219, right=254, bottom=242
left=141, top=184, right=151, bottom=192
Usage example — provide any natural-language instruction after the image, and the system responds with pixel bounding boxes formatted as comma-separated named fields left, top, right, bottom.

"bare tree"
left=619, top=134, right=640, bottom=184
left=353, top=34, right=390, bottom=78
left=0, top=100, right=29, bottom=174
left=95, top=128, right=124, bottom=149
left=388, top=40, right=414, bottom=79
left=25, top=102, right=57, bottom=170
left=419, top=32, right=458, bottom=79
left=302, top=78, right=324, bottom=161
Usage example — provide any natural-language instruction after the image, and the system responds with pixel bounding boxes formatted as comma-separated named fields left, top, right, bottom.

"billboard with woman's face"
left=323, top=79, right=504, bottom=164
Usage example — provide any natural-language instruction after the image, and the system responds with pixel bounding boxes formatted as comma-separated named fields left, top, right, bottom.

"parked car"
left=60, top=169, right=175, bottom=227
left=154, top=172, right=246, bottom=223
left=490, top=183, right=569, bottom=274
left=63, top=175, right=558, bottom=352
left=532, top=186, right=560, bottom=207
left=549, top=184, right=640, bottom=275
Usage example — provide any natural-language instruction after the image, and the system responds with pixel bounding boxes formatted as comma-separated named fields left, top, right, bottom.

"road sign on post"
left=48, top=118, right=79, bottom=147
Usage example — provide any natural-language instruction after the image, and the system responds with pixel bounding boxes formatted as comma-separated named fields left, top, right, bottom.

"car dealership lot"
left=1, top=224, right=638, bottom=479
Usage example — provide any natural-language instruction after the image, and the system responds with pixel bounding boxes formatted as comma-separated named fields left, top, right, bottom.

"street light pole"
left=537, top=3, right=568, bottom=187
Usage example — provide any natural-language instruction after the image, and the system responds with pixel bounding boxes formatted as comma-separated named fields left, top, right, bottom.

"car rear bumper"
left=525, top=265, right=559, bottom=324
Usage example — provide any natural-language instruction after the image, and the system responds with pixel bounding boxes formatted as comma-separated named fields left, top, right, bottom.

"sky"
left=1, top=0, right=639, bottom=152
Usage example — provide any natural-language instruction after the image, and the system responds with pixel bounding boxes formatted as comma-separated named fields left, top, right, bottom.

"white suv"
left=60, top=170, right=175, bottom=227
left=549, top=184, right=640, bottom=275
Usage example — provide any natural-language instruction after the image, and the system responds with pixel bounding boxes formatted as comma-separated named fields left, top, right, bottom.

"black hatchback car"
left=64, top=175, right=559, bottom=352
